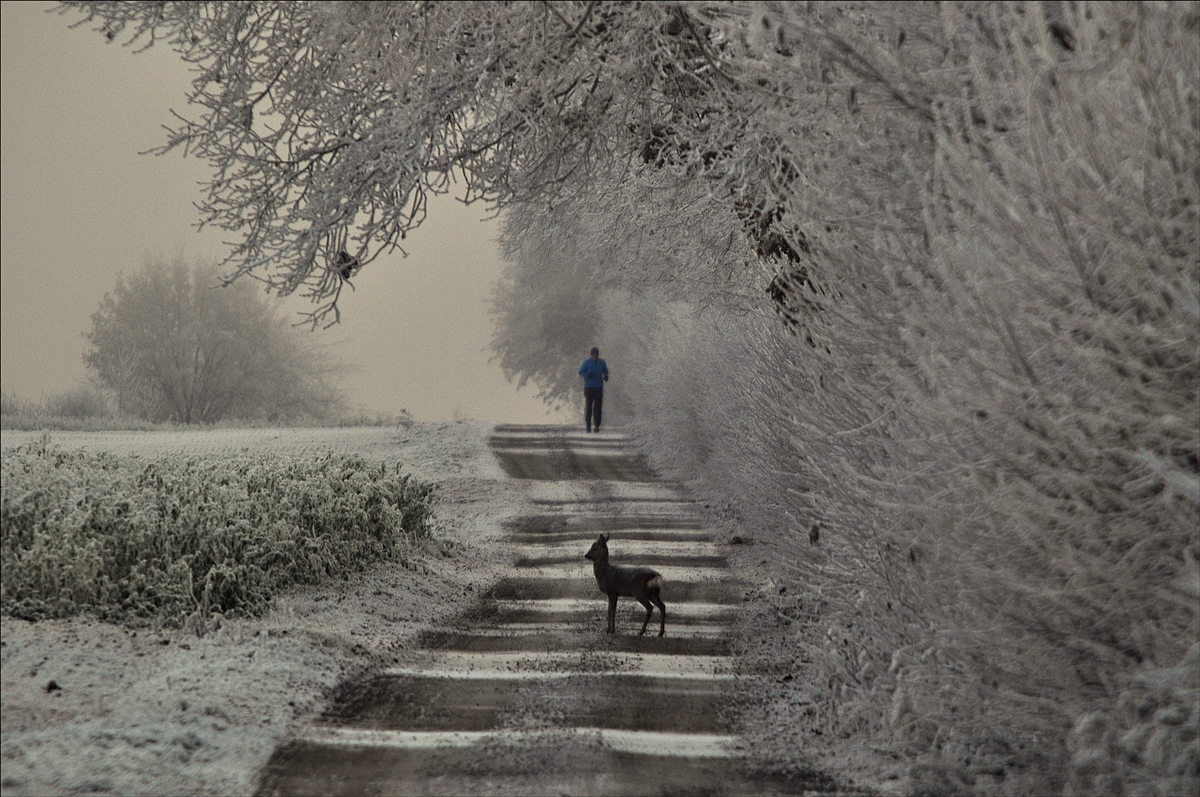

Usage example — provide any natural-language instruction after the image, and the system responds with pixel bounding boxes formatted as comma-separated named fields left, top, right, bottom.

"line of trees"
left=67, top=3, right=1198, bottom=793
left=86, top=256, right=345, bottom=424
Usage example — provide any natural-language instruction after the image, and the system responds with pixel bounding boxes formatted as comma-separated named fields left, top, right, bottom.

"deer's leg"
left=652, top=595, right=666, bottom=637
left=637, top=598, right=653, bottom=636
left=607, top=593, right=618, bottom=634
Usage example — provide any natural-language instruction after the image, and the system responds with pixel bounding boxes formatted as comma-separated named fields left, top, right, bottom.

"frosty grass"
left=1, top=441, right=437, bottom=625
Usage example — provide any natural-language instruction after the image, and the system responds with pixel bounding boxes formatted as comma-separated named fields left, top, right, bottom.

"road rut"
left=255, top=425, right=836, bottom=796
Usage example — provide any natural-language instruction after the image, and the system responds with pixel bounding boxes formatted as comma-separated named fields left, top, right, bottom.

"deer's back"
left=597, top=564, right=661, bottom=597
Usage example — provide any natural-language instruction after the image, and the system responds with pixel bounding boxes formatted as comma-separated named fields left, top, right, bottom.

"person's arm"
left=602, top=362, right=609, bottom=382
left=579, top=360, right=588, bottom=379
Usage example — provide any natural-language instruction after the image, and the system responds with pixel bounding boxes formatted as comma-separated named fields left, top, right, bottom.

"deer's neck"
left=592, top=555, right=613, bottom=584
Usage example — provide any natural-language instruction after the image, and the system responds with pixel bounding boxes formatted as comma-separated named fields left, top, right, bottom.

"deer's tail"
left=647, top=574, right=664, bottom=592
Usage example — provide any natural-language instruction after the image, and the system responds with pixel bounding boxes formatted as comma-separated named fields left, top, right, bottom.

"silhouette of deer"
left=584, top=533, right=666, bottom=636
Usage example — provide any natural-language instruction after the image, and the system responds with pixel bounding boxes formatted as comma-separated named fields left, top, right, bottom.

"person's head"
left=590, top=347, right=599, bottom=360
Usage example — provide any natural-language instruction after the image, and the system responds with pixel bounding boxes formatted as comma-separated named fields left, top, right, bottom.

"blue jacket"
left=579, top=357, right=609, bottom=389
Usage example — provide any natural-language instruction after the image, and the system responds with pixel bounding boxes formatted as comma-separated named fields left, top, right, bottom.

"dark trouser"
left=584, top=387, right=603, bottom=431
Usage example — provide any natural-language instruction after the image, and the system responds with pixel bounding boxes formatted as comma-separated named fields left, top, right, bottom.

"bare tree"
left=86, top=256, right=346, bottom=423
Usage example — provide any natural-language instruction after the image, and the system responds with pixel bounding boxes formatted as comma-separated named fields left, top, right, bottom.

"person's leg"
left=584, top=388, right=595, bottom=432
left=594, top=388, right=603, bottom=431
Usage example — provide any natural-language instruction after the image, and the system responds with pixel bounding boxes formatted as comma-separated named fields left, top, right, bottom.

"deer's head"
left=584, top=533, right=610, bottom=561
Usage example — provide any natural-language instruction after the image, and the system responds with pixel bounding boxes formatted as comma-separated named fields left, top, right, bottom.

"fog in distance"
left=1, top=3, right=564, bottom=424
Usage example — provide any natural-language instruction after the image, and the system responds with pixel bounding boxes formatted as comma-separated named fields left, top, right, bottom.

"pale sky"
left=1, top=3, right=563, bottom=424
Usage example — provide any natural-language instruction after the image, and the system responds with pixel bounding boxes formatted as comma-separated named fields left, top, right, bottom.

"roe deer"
left=584, top=533, right=666, bottom=636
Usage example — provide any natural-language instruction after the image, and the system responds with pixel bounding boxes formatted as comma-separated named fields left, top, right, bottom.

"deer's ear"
left=601, top=533, right=610, bottom=542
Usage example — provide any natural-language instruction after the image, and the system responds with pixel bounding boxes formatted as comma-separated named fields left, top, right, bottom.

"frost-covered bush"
left=1064, top=643, right=1200, bottom=796
left=1, top=390, right=29, bottom=418
left=1, top=445, right=436, bottom=625
left=493, top=4, right=1199, bottom=791
left=44, top=385, right=112, bottom=420
left=2, top=389, right=148, bottom=432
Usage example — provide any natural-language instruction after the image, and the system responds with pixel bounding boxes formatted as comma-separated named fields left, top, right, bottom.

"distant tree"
left=85, top=256, right=346, bottom=424
left=488, top=232, right=603, bottom=411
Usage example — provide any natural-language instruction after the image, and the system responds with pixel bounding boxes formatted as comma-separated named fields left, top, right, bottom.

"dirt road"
left=255, top=425, right=837, bottom=796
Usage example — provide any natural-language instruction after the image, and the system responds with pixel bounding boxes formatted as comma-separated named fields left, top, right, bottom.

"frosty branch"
left=65, top=1, right=758, bottom=323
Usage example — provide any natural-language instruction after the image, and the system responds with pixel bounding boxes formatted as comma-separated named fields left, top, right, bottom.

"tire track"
left=256, top=425, right=836, bottom=796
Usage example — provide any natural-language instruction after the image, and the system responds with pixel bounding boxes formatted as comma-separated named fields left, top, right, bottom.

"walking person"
left=579, top=347, right=609, bottom=433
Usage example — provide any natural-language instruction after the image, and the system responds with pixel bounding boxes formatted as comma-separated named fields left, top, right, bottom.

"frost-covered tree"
left=86, top=256, right=345, bottom=423
left=64, top=1, right=773, bottom=323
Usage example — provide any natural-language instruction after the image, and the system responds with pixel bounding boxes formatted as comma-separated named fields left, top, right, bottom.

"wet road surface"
left=255, top=426, right=836, bottom=796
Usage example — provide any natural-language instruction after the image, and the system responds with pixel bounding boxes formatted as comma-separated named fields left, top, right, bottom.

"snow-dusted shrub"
left=1064, top=643, right=1200, bottom=796
left=493, top=4, right=1199, bottom=790
left=1, top=390, right=30, bottom=418
left=2, top=389, right=158, bottom=432
left=0, top=445, right=436, bottom=625
left=44, top=385, right=112, bottom=420
left=777, top=6, right=1199, bottom=788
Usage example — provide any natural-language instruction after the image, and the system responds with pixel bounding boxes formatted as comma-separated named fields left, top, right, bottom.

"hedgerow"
left=0, top=443, right=436, bottom=625
left=491, top=4, right=1199, bottom=791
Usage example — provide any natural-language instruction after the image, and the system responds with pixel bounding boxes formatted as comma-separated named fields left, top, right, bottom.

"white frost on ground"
left=1, top=422, right=530, bottom=797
